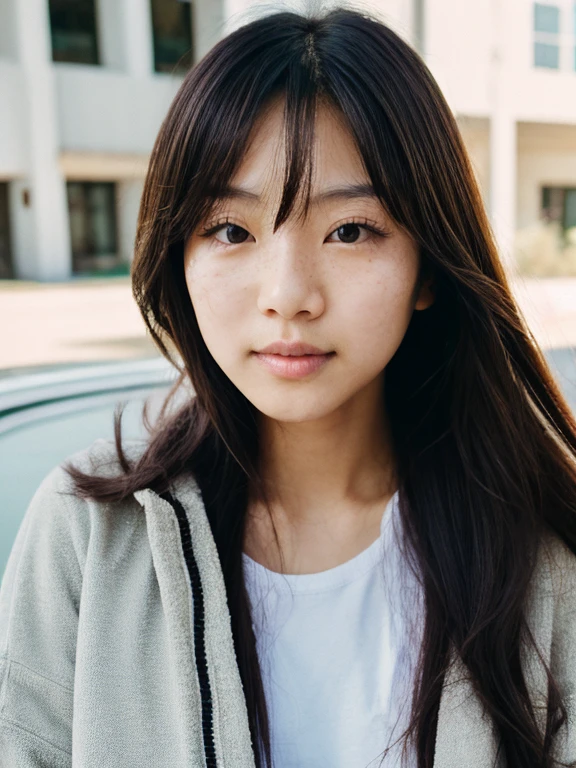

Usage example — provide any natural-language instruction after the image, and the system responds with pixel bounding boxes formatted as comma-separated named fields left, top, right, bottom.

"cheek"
left=185, top=260, right=250, bottom=345
left=342, top=262, right=417, bottom=363
left=186, top=262, right=247, bottom=325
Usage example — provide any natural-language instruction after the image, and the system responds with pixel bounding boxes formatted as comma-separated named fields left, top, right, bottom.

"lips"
left=252, top=350, right=335, bottom=379
left=255, top=340, right=332, bottom=356
left=252, top=340, right=335, bottom=379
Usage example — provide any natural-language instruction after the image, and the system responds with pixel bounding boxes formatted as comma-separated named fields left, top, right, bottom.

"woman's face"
left=184, top=97, right=434, bottom=424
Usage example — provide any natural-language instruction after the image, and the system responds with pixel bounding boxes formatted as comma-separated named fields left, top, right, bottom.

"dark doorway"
left=67, top=182, right=124, bottom=275
left=0, top=183, right=14, bottom=279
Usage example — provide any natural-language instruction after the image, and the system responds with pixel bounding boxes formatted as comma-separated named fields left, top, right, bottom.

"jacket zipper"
left=160, top=491, right=217, bottom=767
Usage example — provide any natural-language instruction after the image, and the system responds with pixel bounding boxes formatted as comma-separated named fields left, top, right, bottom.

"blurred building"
left=0, top=0, right=221, bottom=281
left=0, top=0, right=575, bottom=281
left=418, top=0, right=576, bottom=276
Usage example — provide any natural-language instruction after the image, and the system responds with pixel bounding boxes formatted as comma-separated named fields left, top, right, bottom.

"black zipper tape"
left=160, top=491, right=217, bottom=767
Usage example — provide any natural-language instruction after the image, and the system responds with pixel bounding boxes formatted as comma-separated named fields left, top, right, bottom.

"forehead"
left=224, top=96, right=371, bottom=209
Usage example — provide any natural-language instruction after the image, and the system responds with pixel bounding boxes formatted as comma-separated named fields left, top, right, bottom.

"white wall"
left=417, top=0, right=494, bottom=116
left=0, top=63, right=28, bottom=176
left=514, top=70, right=576, bottom=124
left=457, top=116, right=490, bottom=208
left=427, top=0, right=576, bottom=124
left=517, top=123, right=576, bottom=229
left=54, top=65, right=183, bottom=154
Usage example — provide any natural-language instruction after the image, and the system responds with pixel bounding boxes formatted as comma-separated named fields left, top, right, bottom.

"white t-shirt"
left=242, top=490, right=425, bottom=768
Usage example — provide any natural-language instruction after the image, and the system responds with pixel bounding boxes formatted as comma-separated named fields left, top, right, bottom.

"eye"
left=326, top=219, right=391, bottom=244
left=199, top=220, right=254, bottom=245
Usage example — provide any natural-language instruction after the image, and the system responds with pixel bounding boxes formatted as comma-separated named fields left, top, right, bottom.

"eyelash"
left=198, top=217, right=392, bottom=246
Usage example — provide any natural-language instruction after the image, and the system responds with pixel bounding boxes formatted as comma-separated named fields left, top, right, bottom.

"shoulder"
left=31, top=435, right=147, bottom=526
left=532, top=528, right=576, bottom=661
left=1, top=439, right=151, bottom=644
left=0, top=438, right=149, bottom=753
left=11, top=438, right=149, bottom=576
left=20, top=436, right=148, bottom=505
left=537, top=527, right=576, bottom=600
left=59, top=436, right=148, bottom=482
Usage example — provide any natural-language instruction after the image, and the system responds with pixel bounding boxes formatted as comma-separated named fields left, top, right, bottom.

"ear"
left=414, top=274, right=435, bottom=311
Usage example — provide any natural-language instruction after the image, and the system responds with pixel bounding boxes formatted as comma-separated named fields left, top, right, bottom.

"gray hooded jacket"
left=0, top=437, right=575, bottom=767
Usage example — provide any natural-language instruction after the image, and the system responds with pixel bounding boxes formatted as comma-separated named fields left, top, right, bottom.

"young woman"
left=2, top=5, right=576, bottom=768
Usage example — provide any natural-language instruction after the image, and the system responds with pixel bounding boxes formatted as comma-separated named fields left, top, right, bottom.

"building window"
left=542, top=186, right=576, bottom=239
left=534, top=3, right=561, bottom=68
left=0, top=183, right=13, bottom=279
left=151, top=0, right=194, bottom=74
left=49, top=0, right=99, bottom=65
left=67, top=182, right=123, bottom=275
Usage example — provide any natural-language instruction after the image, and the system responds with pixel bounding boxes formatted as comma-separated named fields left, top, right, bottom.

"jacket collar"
left=134, top=474, right=257, bottom=767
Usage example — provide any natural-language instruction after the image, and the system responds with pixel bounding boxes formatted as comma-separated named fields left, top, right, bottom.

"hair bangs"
left=170, top=19, right=333, bottom=245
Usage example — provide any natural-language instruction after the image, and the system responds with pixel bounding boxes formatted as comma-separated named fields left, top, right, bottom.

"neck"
left=243, top=380, right=397, bottom=573
left=251, top=379, right=397, bottom=527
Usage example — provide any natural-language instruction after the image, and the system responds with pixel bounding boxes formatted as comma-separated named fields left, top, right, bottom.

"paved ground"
left=0, top=275, right=575, bottom=372
left=511, top=276, right=576, bottom=351
left=0, top=277, right=158, bottom=372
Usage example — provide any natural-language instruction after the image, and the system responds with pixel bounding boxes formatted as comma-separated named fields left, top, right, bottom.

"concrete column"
left=195, top=0, right=226, bottom=61
left=117, top=179, right=144, bottom=264
left=96, top=0, right=126, bottom=70
left=8, top=180, right=35, bottom=280
left=0, top=0, right=18, bottom=60
left=121, top=0, right=154, bottom=76
left=412, top=0, right=425, bottom=55
left=13, top=0, right=71, bottom=281
left=98, top=0, right=154, bottom=75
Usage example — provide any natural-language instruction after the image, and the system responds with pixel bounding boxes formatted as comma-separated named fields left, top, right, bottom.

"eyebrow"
left=214, top=183, right=380, bottom=206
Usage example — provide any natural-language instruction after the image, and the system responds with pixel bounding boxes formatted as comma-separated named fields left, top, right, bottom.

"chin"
left=250, top=396, right=341, bottom=424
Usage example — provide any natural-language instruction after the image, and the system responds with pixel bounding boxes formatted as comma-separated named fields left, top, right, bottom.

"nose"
left=256, top=240, right=325, bottom=320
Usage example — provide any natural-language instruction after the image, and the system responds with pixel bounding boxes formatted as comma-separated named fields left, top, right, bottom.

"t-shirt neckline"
left=242, top=489, right=399, bottom=593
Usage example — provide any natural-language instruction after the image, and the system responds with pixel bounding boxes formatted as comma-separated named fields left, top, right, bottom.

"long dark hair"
left=64, top=5, right=576, bottom=767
